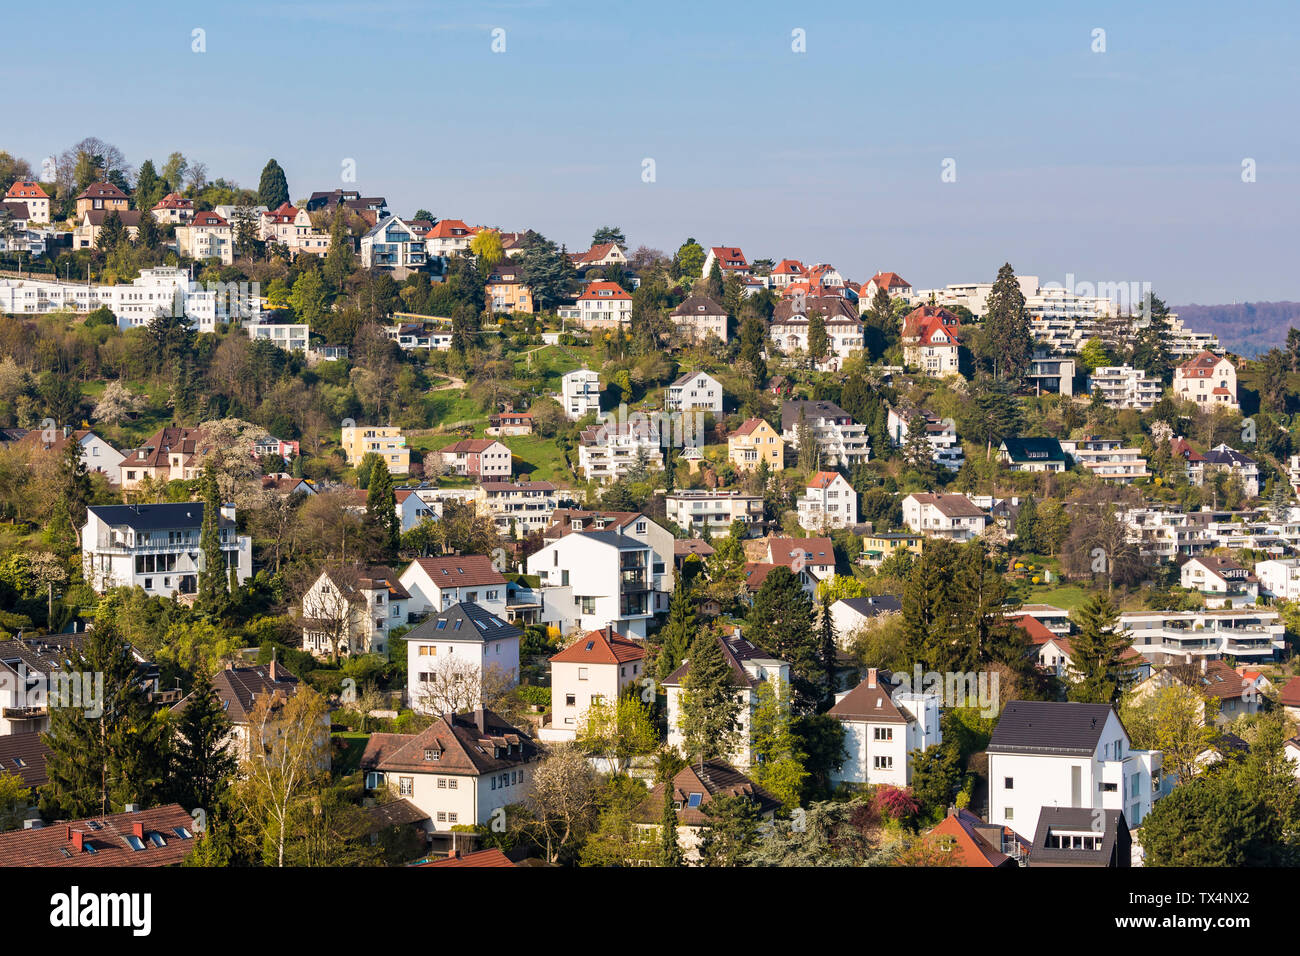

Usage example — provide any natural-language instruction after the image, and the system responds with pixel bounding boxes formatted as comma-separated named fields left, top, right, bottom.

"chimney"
left=270, top=648, right=279, bottom=682
left=65, top=825, right=72, bottom=841
left=474, top=706, right=486, bottom=734
left=132, top=822, right=145, bottom=839
left=71, top=831, right=83, bottom=851
left=867, top=668, right=877, bottom=689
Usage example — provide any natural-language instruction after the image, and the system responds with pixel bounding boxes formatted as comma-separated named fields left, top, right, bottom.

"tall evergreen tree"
left=656, top=781, right=683, bottom=867
left=42, top=623, right=171, bottom=818
left=738, top=310, right=767, bottom=385
left=806, top=311, right=829, bottom=367
left=197, top=461, right=227, bottom=612
left=96, top=210, right=125, bottom=251
left=136, top=209, right=160, bottom=251
left=366, top=457, right=400, bottom=555
left=679, top=632, right=741, bottom=766
left=981, top=263, right=1033, bottom=383
left=257, top=158, right=290, bottom=210
left=1013, top=495, right=1039, bottom=554
left=703, top=258, right=724, bottom=300
left=171, top=670, right=237, bottom=812
left=324, top=211, right=354, bottom=290
left=1130, top=292, right=1174, bottom=383
left=59, top=432, right=92, bottom=549
left=1066, top=594, right=1131, bottom=704
left=817, top=606, right=838, bottom=709
left=746, top=566, right=822, bottom=712
left=657, top=576, right=697, bottom=682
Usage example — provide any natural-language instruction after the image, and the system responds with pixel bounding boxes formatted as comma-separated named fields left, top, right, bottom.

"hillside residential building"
left=633, top=761, right=780, bottom=864
left=543, top=509, right=674, bottom=612
left=151, top=192, right=195, bottom=224
left=1130, top=659, right=1266, bottom=727
left=902, top=493, right=991, bottom=541
left=247, top=319, right=309, bottom=353
left=577, top=418, right=663, bottom=483
left=901, top=305, right=962, bottom=376
left=828, top=669, right=942, bottom=788
left=769, top=296, right=864, bottom=370
left=701, top=245, right=750, bottom=277
left=560, top=368, right=601, bottom=421
left=570, top=241, right=628, bottom=270
left=665, top=490, right=765, bottom=537
left=360, top=707, right=538, bottom=852
left=829, top=595, right=902, bottom=646
left=486, top=411, right=533, bottom=436
left=174, top=211, right=234, bottom=264
left=15, top=426, right=124, bottom=484
left=422, top=219, right=478, bottom=260
left=664, top=630, right=790, bottom=769
left=781, top=400, right=870, bottom=468
left=1256, top=557, right=1300, bottom=601
left=117, top=425, right=213, bottom=490
left=0, top=804, right=200, bottom=867
left=1031, top=808, right=1131, bottom=868
left=860, top=271, right=913, bottom=304
left=473, top=480, right=558, bottom=538
left=1174, top=351, right=1238, bottom=410
left=399, top=556, right=508, bottom=619
left=259, top=202, right=331, bottom=256
left=566, top=281, right=632, bottom=329
left=925, top=808, right=1027, bottom=868
left=1061, top=437, right=1149, bottom=483
left=1201, top=444, right=1259, bottom=497
left=81, top=502, right=252, bottom=596
left=360, top=216, right=427, bottom=276
left=998, top=437, right=1069, bottom=473
left=1088, top=365, right=1164, bottom=411
left=539, top=626, right=646, bottom=743
left=169, top=660, right=303, bottom=760
left=1024, top=353, right=1075, bottom=396
left=526, top=530, right=657, bottom=638
left=768, top=259, right=806, bottom=289
left=859, top=531, right=924, bottom=569
left=670, top=294, right=728, bottom=342
left=887, top=407, right=964, bottom=471
left=300, top=567, right=409, bottom=659
left=1179, top=555, right=1258, bottom=608
left=665, top=370, right=723, bottom=414
left=728, top=418, right=784, bottom=471
left=74, top=209, right=141, bottom=248
left=4, top=181, right=49, bottom=223
left=796, top=471, right=858, bottom=530
left=437, top=438, right=512, bottom=480
left=987, top=701, right=1161, bottom=841
left=1119, top=607, right=1284, bottom=663
left=340, top=425, right=410, bottom=475
left=483, top=259, right=533, bottom=313
left=74, top=181, right=129, bottom=218
left=744, top=535, right=836, bottom=581
left=402, top=603, right=522, bottom=715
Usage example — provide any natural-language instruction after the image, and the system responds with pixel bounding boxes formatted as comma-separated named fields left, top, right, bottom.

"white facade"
left=398, top=558, right=508, bottom=620
left=300, top=570, right=408, bottom=659
left=1088, top=365, right=1163, bottom=412
left=1119, top=607, right=1284, bottom=663
left=526, top=531, right=655, bottom=639
left=404, top=607, right=522, bottom=716
left=360, top=216, right=428, bottom=272
left=902, top=493, right=990, bottom=541
left=560, top=368, right=601, bottom=421
left=665, top=490, right=764, bottom=537
left=1174, top=352, right=1238, bottom=410
left=665, top=371, right=723, bottom=414
left=796, top=472, right=858, bottom=530
left=886, top=407, right=964, bottom=472
left=1256, top=558, right=1300, bottom=602
left=829, top=672, right=941, bottom=788
left=247, top=321, right=309, bottom=353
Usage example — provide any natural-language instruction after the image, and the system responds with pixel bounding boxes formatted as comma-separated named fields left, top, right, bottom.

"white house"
left=436, top=438, right=512, bottom=480
left=1060, top=437, right=1149, bottom=483
left=902, top=493, right=990, bottom=541
left=1255, top=557, right=1300, bottom=602
left=361, top=706, right=538, bottom=852
left=401, top=603, right=522, bottom=715
left=986, top=701, right=1162, bottom=841
left=539, top=626, right=646, bottom=743
left=174, top=211, right=234, bottom=265
left=577, top=418, right=663, bottom=483
left=543, top=509, right=674, bottom=614
left=399, top=556, right=508, bottom=620
left=796, top=471, right=857, bottom=531
left=16, top=427, right=124, bottom=485
left=701, top=245, right=750, bottom=277
left=670, top=295, right=729, bottom=343
left=829, top=595, right=902, bottom=648
left=1088, top=365, right=1164, bottom=412
left=525, top=530, right=656, bottom=639
left=260, top=202, right=331, bottom=256
left=360, top=215, right=427, bottom=275
left=780, top=400, right=870, bottom=468
left=567, top=281, right=632, bottom=329
left=1179, top=555, right=1258, bottom=608
left=887, top=407, right=964, bottom=472
left=473, top=480, right=559, bottom=539
left=81, top=502, right=251, bottom=596
left=1201, top=445, right=1260, bottom=497
left=300, top=566, right=410, bottom=659
left=560, top=368, right=601, bottom=421
left=246, top=320, right=309, bottom=353
left=665, top=370, right=723, bottom=415
left=1174, top=351, right=1237, bottom=410
left=828, top=669, right=941, bottom=788
left=664, top=490, right=765, bottom=538
left=663, top=630, right=790, bottom=770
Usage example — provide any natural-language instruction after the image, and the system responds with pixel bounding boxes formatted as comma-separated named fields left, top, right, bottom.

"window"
left=1005, top=777, right=1014, bottom=790
left=447, top=813, right=458, bottom=823
left=686, top=792, right=703, bottom=808
left=437, top=778, right=447, bottom=789
left=872, top=755, right=893, bottom=770
left=1004, top=807, right=1014, bottom=821
left=578, top=667, right=589, bottom=681
left=399, top=777, right=413, bottom=796
left=448, top=778, right=458, bottom=789
left=873, top=727, right=893, bottom=741
left=436, top=811, right=447, bottom=822
left=565, top=694, right=576, bottom=706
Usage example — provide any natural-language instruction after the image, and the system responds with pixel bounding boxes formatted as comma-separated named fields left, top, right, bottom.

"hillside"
left=1172, top=301, right=1300, bottom=357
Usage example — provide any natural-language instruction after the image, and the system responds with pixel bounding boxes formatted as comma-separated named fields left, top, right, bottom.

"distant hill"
left=1172, top=301, right=1300, bottom=358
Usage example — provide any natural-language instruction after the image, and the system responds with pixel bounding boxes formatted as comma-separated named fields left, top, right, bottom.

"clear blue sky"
left=4, top=0, right=1298, bottom=303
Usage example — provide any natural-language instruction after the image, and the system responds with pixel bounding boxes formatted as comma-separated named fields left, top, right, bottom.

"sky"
left=4, top=0, right=1299, bottom=303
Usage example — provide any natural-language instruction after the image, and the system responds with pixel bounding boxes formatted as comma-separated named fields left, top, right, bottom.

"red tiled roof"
left=869, top=271, right=910, bottom=290
left=927, top=809, right=1013, bottom=867
left=550, top=626, right=645, bottom=666
left=416, top=848, right=517, bottom=867
left=1012, top=614, right=1056, bottom=645
left=807, top=471, right=843, bottom=490
left=578, top=281, right=631, bottom=301
left=5, top=181, right=48, bottom=199
left=0, top=804, right=197, bottom=867
left=408, top=555, right=506, bottom=588
left=1178, top=350, right=1230, bottom=377
left=1278, top=676, right=1300, bottom=708
left=426, top=219, right=477, bottom=239
left=729, top=418, right=772, bottom=438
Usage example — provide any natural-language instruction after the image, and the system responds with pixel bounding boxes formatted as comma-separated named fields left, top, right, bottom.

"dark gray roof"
left=1000, top=437, right=1068, bottom=463
left=87, top=502, right=233, bottom=531
left=987, top=701, right=1116, bottom=756
left=1031, top=807, right=1127, bottom=867
left=780, top=400, right=852, bottom=432
left=401, top=601, right=522, bottom=645
left=565, top=529, right=646, bottom=550
left=839, top=595, right=902, bottom=617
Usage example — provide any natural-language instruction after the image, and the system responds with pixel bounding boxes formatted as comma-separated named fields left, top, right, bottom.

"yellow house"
left=341, top=425, right=410, bottom=475
left=728, top=418, right=784, bottom=471
left=860, top=531, right=923, bottom=568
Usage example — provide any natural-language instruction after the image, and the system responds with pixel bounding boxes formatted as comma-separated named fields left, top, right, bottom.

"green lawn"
left=330, top=732, right=370, bottom=777
left=502, top=433, right=573, bottom=483
left=1020, top=584, right=1095, bottom=611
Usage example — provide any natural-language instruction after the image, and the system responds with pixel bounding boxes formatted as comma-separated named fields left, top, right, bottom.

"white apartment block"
left=81, top=502, right=252, bottom=597
left=828, top=669, right=941, bottom=788
left=525, top=530, right=656, bottom=639
left=886, top=407, right=964, bottom=472
left=577, top=419, right=664, bottom=483
left=780, top=400, right=870, bottom=468
left=987, top=701, right=1161, bottom=839
left=560, top=368, right=601, bottom=421
left=665, top=371, right=723, bottom=415
left=1256, top=558, right=1300, bottom=602
left=1119, top=607, right=1284, bottom=664
left=474, top=480, right=559, bottom=538
left=1087, top=365, right=1163, bottom=411
left=665, top=490, right=765, bottom=537
left=1061, top=437, right=1149, bottom=483
left=402, top=603, right=522, bottom=715
left=246, top=320, right=308, bottom=353
left=796, top=471, right=858, bottom=530
left=360, top=216, right=428, bottom=273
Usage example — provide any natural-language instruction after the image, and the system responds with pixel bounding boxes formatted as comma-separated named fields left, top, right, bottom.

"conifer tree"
left=746, top=566, right=822, bottom=712
left=257, top=158, right=290, bottom=210
left=366, top=457, right=400, bottom=555
left=680, top=632, right=741, bottom=766
left=657, top=576, right=697, bottom=682
left=197, top=461, right=227, bottom=612
left=981, top=262, right=1033, bottom=383
left=171, top=670, right=237, bottom=813
left=656, top=782, right=683, bottom=867
left=1067, top=594, right=1131, bottom=705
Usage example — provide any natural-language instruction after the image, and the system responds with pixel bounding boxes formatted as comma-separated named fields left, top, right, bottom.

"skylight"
left=125, top=834, right=145, bottom=851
